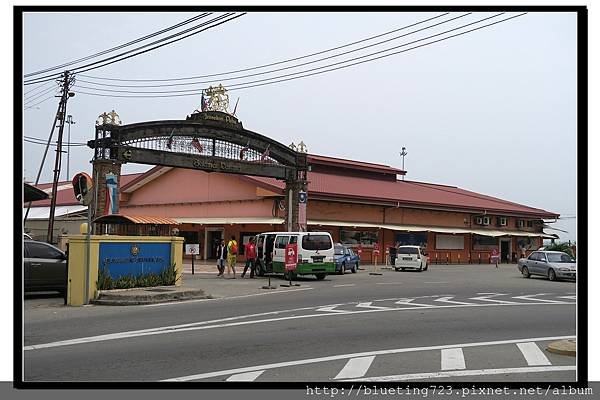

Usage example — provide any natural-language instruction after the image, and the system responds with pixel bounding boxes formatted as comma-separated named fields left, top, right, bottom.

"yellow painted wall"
left=67, top=235, right=184, bottom=306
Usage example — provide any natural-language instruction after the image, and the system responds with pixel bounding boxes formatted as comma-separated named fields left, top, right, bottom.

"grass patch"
left=97, top=264, right=180, bottom=290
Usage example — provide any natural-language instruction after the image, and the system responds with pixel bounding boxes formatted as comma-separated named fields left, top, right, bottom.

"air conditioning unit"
left=517, top=220, right=525, bottom=228
left=483, top=216, right=491, bottom=225
left=476, top=217, right=483, bottom=225
left=499, top=217, right=507, bottom=226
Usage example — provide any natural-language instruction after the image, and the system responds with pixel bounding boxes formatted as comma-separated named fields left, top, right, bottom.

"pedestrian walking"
left=216, top=239, right=227, bottom=277
left=227, top=235, right=238, bottom=278
left=241, top=237, right=257, bottom=278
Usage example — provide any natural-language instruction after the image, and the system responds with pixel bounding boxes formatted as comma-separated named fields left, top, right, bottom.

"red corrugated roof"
left=246, top=172, right=558, bottom=218
left=27, top=173, right=144, bottom=207
left=308, top=154, right=405, bottom=175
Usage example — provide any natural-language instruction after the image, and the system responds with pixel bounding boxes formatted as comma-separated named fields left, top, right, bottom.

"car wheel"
left=351, top=263, right=357, bottom=273
left=424, top=263, right=428, bottom=271
left=418, top=263, right=423, bottom=272
left=548, top=268, right=557, bottom=281
left=401, top=268, right=405, bottom=271
left=522, top=266, right=530, bottom=278
left=394, top=268, right=400, bottom=272
left=340, top=262, right=345, bottom=275
left=315, top=273, right=326, bottom=280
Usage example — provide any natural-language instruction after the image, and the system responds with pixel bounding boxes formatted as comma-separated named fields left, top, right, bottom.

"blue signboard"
left=98, top=242, right=172, bottom=279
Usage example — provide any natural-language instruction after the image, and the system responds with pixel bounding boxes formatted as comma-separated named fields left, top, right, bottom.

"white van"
left=255, top=231, right=335, bottom=280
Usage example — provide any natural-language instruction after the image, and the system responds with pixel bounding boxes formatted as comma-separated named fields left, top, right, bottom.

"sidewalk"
left=92, top=260, right=518, bottom=305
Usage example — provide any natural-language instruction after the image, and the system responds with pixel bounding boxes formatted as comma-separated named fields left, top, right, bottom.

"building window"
left=526, top=220, right=534, bottom=228
left=435, top=234, right=464, bottom=250
left=499, top=217, right=507, bottom=226
left=340, top=229, right=378, bottom=246
left=395, top=232, right=428, bottom=248
left=473, top=234, right=497, bottom=249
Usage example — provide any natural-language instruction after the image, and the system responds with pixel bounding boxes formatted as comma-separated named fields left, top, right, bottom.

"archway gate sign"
left=89, top=110, right=308, bottom=231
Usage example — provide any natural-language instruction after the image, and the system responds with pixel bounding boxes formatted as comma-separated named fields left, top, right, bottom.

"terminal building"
left=25, top=153, right=559, bottom=265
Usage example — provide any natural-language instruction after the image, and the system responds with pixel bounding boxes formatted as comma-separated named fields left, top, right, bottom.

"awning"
left=24, top=183, right=49, bottom=202
left=307, top=220, right=557, bottom=238
left=94, top=214, right=180, bottom=225
left=174, top=217, right=285, bottom=225
left=24, top=205, right=87, bottom=220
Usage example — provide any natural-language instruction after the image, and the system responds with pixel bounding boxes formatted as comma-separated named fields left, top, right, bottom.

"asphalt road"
left=23, top=264, right=577, bottom=382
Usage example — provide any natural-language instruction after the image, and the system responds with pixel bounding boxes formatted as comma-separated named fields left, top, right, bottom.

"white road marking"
left=376, top=282, right=403, bottom=285
left=470, top=294, right=518, bottom=304
left=342, top=366, right=575, bottom=382
left=441, top=348, right=466, bottom=370
left=394, top=298, right=432, bottom=307
left=517, top=342, right=552, bottom=366
left=25, top=302, right=575, bottom=352
left=162, top=335, right=575, bottom=381
left=333, top=284, right=355, bottom=287
left=356, top=302, right=395, bottom=310
left=144, top=287, right=314, bottom=307
left=316, top=305, right=348, bottom=313
left=424, top=281, right=449, bottom=284
left=434, top=296, right=472, bottom=305
left=226, top=370, right=265, bottom=381
left=512, top=294, right=567, bottom=304
left=334, top=356, right=375, bottom=379
left=557, top=295, right=576, bottom=300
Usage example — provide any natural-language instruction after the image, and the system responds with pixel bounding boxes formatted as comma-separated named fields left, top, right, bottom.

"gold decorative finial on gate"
left=96, top=110, right=122, bottom=126
left=202, top=84, right=230, bottom=113
left=297, top=141, right=308, bottom=153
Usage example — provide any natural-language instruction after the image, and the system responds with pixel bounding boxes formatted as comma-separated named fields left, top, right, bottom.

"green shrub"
left=544, top=242, right=575, bottom=258
left=97, top=264, right=179, bottom=290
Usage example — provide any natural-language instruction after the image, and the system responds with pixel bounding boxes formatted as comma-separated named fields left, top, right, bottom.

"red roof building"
left=25, top=154, right=558, bottom=263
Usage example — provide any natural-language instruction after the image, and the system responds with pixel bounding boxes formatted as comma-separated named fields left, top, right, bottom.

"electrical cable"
left=24, top=85, right=59, bottom=104
left=24, top=80, right=55, bottom=96
left=75, top=12, right=472, bottom=89
left=73, top=12, right=524, bottom=98
left=24, top=94, right=58, bottom=109
left=79, top=12, right=452, bottom=83
left=24, top=13, right=212, bottom=78
left=24, top=13, right=245, bottom=86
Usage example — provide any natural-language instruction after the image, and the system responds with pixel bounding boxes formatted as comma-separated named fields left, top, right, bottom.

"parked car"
left=24, top=239, right=67, bottom=294
left=334, top=243, right=359, bottom=274
left=517, top=251, right=576, bottom=281
left=394, top=245, right=428, bottom=272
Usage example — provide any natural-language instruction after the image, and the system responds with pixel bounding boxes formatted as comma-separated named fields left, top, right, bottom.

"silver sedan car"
left=517, top=250, right=576, bottom=281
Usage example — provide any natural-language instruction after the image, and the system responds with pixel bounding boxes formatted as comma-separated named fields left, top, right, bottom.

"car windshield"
left=397, top=247, right=418, bottom=255
left=334, top=245, right=344, bottom=255
left=547, top=253, right=574, bottom=263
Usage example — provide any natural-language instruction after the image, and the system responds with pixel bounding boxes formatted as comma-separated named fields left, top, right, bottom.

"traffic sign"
left=185, top=244, right=200, bottom=255
left=285, top=243, right=298, bottom=271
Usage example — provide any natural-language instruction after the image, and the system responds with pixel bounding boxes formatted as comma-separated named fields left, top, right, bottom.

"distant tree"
left=544, top=242, right=575, bottom=258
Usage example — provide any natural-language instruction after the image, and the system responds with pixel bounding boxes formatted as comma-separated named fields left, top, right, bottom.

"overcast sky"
left=22, top=10, right=577, bottom=240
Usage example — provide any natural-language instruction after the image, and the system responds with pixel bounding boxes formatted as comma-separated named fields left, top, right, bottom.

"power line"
left=73, top=12, right=524, bottom=98
left=24, top=138, right=88, bottom=147
left=79, top=12, right=453, bottom=83
left=24, top=13, right=246, bottom=86
left=24, top=94, right=59, bottom=109
left=24, top=80, right=55, bottom=96
left=24, top=13, right=212, bottom=78
left=24, top=84, right=59, bottom=104
left=75, top=12, right=472, bottom=90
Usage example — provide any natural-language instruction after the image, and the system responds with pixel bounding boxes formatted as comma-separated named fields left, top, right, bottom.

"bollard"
left=446, top=253, right=449, bottom=265
left=458, top=253, right=460, bottom=264
left=435, top=253, right=438, bottom=264
left=478, top=253, right=481, bottom=264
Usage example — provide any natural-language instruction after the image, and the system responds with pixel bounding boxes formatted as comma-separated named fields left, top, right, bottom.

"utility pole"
left=46, top=71, right=74, bottom=244
left=65, top=115, right=75, bottom=180
left=400, top=147, right=407, bottom=181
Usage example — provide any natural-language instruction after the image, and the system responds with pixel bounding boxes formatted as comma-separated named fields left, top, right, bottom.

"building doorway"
left=499, top=238, right=511, bottom=263
left=205, top=228, right=224, bottom=260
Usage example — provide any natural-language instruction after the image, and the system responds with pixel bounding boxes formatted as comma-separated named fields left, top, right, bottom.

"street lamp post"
left=65, top=115, right=75, bottom=180
left=400, top=147, right=407, bottom=181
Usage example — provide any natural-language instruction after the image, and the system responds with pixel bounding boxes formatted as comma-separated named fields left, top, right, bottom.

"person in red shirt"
left=241, top=237, right=257, bottom=278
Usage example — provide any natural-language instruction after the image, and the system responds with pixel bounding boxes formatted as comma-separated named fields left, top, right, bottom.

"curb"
left=547, top=339, right=576, bottom=356
left=92, top=289, right=210, bottom=306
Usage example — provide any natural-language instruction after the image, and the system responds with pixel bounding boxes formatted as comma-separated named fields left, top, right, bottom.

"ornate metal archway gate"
left=88, top=110, right=308, bottom=231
